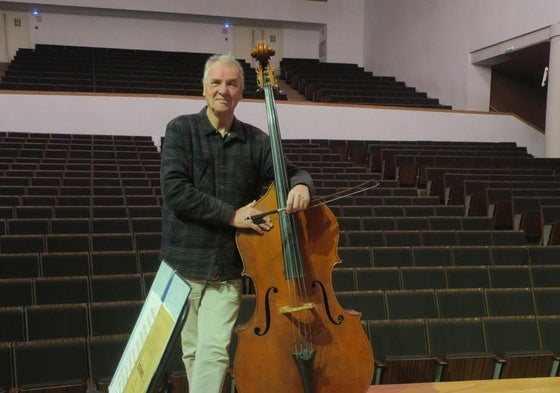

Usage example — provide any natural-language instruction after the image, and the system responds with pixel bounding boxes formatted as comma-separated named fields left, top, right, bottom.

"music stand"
left=101, top=260, right=190, bottom=393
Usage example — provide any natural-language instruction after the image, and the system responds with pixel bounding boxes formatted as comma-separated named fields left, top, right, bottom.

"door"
left=4, top=11, right=31, bottom=61
left=233, top=26, right=283, bottom=76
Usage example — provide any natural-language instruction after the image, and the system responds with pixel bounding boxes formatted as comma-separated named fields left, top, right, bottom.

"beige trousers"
left=181, top=278, right=242, bottom=393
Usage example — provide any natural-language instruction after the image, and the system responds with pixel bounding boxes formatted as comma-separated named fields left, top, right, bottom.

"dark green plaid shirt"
left=160, top=107, right=314, bottom=281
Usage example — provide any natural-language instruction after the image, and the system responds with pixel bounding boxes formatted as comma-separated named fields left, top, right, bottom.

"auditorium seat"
left=135, top=232, right=162, bottom=251
left=49, top=218, right=90, bottom=234
left=426, top=318, right=495, bottom=381
left=445, top=266, right=491, bottom=289
left=533, top=287, right=560, bottom=316
left=90, top=274, right=144, bottom=302
left=40, top=252, right=90, bottom=277
left=336, top=290, right=386, bottom=320
left=0, top=306, right=25, bottom=342
left=0, top=234, right=44, bottom=254
left=338, top=247, right=372, bottom=268
left=25, top=303, right=89, bottom=340
left=368, top=319, right=441, bottom=384
left=455, top=230, right=493, bottom=246
left=371, top=246, right=412, bottom=267
left=541, top=205, right=560, bottom=245
left=53, top=205, right=90, bottom=219
left=395, top=217, right=429, bottom=230
left=537, top=315, right=560, bottom=370
left=485, top=288, right=535, bottom=317
left=436, top=288, right=487, bottom=318
left=91, top=233, right=134, bottom=252
left=0, top=278, right=33, bottom=307
left=411, top=246, right=453, bottom=266
left=7, top=218, right=49, bottom=235
left=355, top=267, right=401, bottom=291
left=88, top=334, right=129, bottom=391
left=420, top=230, right=457, bottom=246
left=89, top=300, right=144, bottom=336
left=385, top=231, right=421, bottom=247
left=531, top=265, right=560, bottom=287
left=346, top=230, right=386, bottom=247
left=385, top=289, right=438, bottom=319
left=491, top=230, right=527, bottom=245
left=434, top=205, right=465, bottom=216
left=0, top=253, right=40, bottom=278
left=0, top=343, right=13, bottom=392
left=452, top=246, right=492, bottom=266
left=528, top=245, right=560, bottom=264
left=361, top=217, right=395, bottom=231
left=483, top=316, right=554, bottom=378
left=128, top=205, right=162, bottom=218
left=400, top=267, right=447, bottom=290
left=490, top=245, right=530, bottom=265
left=91, top=218, right=130, bottom=233
left=131, top=217, right=162, bottom=233
left=90, top=251, right=139, bottom=275
left=13, top=337, right=89, bottom=391
left=488, top=266, right=532, bottom=288
left=426, top=216, right=462, bottom=230
left=34, top=276, right=90, bottom=305
left=92, top=206, right=128, bottom=219
left=46, top=234, right=90, bottom=253
left=138, top=250, right=161, bottom=273
left=332, top=267, right=356, bottom=291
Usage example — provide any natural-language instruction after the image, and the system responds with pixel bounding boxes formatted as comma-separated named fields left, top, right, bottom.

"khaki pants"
left=181, top=278, right=242, bottom=393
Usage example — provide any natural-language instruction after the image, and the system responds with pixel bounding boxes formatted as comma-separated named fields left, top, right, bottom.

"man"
left=160, top=53, right=314, bottom=393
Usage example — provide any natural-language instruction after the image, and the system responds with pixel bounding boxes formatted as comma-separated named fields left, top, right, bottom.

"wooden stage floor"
left=367, top=377, right=560, bottom=393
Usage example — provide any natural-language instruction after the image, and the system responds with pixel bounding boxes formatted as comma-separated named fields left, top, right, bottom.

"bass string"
left=263, top=83, right=313, bottom=354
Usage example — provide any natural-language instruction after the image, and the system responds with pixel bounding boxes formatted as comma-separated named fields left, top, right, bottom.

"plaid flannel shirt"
left=160, top=107, right=314, bottom=280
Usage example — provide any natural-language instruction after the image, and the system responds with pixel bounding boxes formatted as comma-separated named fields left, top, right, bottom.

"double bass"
left=233, top=42, right=374, bottom=393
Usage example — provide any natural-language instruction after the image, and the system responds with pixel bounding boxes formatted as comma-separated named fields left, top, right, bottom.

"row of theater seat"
left=0, top=250, right=159, bottom=281
left=0, top=214, right=505, bottom=235
left=0, top=205, right=162, bottom=220
left=3, top=309, right=558, bottom=390
left=0, top=232, right=161, bottom=254
left=279, top=57, right=451, bottom=109
left=367, top=315, right=560, bottom=383
left=333, top=265, right=560, bottom=291
left=339, top=244, right=560, bottom=267
left=2, top=131, right=560, bottom=389
left=0, top=44, right=289, bottom=100
left=3, top=262, right=560, bottom=308
left=8, top=285, right=559, bottom=343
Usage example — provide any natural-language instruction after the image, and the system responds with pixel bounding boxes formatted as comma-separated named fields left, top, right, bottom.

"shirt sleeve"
left=287, top=160, right=316, bottom=196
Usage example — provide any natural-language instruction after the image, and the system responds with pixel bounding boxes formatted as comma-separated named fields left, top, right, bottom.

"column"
left=545, top=22, right=560, bottom=157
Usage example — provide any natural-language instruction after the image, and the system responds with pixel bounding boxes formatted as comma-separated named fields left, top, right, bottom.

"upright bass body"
left=233, top=184, right=374, bottom=393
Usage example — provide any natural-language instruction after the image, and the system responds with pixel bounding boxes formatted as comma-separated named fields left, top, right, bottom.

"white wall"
left=4, top=1, right=560, bottom=111
left=0, top=92, right=544, bottom=157
left=30, top=13, right=232, bottom=55
left=366, top=0, right=560, bottom=111
left=1, top=0, right=364, bottom=65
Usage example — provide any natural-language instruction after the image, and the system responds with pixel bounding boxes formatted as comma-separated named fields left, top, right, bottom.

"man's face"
left=203, top=61, right=243, bottom=116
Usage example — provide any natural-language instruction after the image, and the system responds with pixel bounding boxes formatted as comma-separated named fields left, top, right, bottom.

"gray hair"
left=202, top=54, right=245, bottom=89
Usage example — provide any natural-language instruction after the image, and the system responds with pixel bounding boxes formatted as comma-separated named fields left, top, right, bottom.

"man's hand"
left=286, top=184, right=311, bottom=213
left=230, top=200, right=273, bottom=235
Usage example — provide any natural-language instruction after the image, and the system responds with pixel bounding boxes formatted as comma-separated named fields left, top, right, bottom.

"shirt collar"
left=200, top=106, right=246, bottom=142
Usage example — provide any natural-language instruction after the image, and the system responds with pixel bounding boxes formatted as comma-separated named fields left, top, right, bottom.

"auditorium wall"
left=366, top=0, right=560, bottom=111
left=0, top=92, right=544, bottom=157
left=0, top=0, right=364, bottom=65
